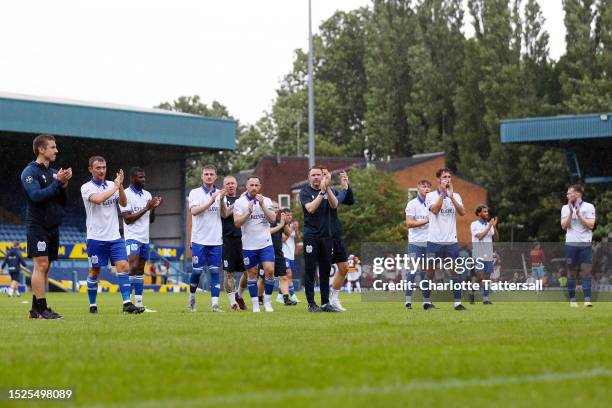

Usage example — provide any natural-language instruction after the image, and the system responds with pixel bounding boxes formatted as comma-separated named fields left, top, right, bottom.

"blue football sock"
left=452, top=279, right=462, bottom=302
left=247, top=279, right=258, bottom=298
left=133, top=275, right=144, bottom=297
left=190, top=268, right=202, bottom=294
left=117, top=273, right=131, bottom=303
left=209, top=266, right=221, bottom=297
left=405, top=272, right=416, bottom=297
left=582, top=277, right=592, bottom=301
left=264, top=277, right=275, bottom=296
left=87, top=277, right=98, bottom=305
left=568, top=277, right=577, bottom=300
left=289, top=282, right=295, bottom=296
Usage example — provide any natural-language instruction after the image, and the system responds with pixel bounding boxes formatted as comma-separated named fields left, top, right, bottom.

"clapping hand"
left=114, top=169, right=124, bottom=189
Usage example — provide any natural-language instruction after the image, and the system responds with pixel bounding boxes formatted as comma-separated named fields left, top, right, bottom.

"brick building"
left=289, top=152, right=487, bottom=245
left=238, top=156, right=366, bottom=209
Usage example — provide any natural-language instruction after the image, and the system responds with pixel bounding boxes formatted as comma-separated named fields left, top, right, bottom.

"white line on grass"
left=95, top=367, right=612, bottom=408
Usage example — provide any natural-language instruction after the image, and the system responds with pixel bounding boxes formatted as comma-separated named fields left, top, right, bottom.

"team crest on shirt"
left=37, top=241, right=46, bottom=251
left=306, top=245, right=312, bottom=254
left=26, top=176, right=33, bottom=183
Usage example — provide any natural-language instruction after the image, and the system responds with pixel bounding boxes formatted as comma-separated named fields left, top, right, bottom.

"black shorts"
left=273, top=257, right=287, bottom=277
left=223, top=237, right=245, bottom=272
left=9, top=271, right=20, bottom=281
left=332, top=238, right=348, bottom=264
left=26, top=226, right=59, bottom=261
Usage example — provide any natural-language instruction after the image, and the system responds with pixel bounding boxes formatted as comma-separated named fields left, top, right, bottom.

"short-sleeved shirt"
left=561, top=201, right=596, bottom=244
left=405, top=195, right=429, bottom=246
left=221, top=195, right=241, bottom=239
left=119, top=185, right=153, bottom=243
left=81, top=179, right=121, bottom=241
left=426, top=189, right=462, bottom=244
left=282, top=230, right=296, bottom=260
left=300, top=185, right=332, bottom=239
left=233, top=195, right=273, bottom=250
left=188, top=186, right=223, bottom=246
left=471, top=220, right=494, bottom=261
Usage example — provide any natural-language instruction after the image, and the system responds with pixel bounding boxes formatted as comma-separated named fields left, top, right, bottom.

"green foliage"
left=336, top=167, right=406, bottom=252
left=156, top=95, right=272, bottom=189
left=160, top=0, right=612, bottom=242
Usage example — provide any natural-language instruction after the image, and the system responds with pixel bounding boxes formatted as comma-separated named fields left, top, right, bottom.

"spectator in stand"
left=558, top=265, right=568, bottom=289
left=491, top=252, right=502, bottom=282
left=159, top=260, right=169, bottom=285
left=149, top=262, right=158, bottom=285
left=529, top=243, right=546, bottom=281
left=550, top=271, right=560, bottom=287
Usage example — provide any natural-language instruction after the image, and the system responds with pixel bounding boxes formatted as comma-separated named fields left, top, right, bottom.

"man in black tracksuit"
left=20, top=134, right=72, bottom=319
left=2, top=243, right=27, bottom=297
left=299, top=166, right=339, bottom=312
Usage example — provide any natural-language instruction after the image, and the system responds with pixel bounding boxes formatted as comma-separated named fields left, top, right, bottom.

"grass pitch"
left=1, top=292, right=611, bottom=408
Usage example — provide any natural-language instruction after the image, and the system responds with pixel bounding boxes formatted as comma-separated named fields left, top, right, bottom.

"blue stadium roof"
left=500, top=113, right=612, bottom=143
left=0, top=92, right=236, bottom=150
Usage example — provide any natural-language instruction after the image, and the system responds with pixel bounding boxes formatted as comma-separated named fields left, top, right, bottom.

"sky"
left=0, top=0, right=565, bottom=125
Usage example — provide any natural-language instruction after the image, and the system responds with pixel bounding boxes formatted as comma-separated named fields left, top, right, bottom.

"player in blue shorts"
left=187, top=164, right=229, bottom=312
left=425, top=168, right=466, bottom=310
left=120, top=167, right=162, bottom=312
left=404, top=179, right=431, bottom=309
left=81, top=156, right=141, bottom=314
left=233, top=176, right=277, bottom=312
left=470, top=205, right=498, bottom=305
left=561, top=184, right=596, bottom=307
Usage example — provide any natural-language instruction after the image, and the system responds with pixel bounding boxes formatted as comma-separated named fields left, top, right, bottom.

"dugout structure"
left=0, top=92, right=236, bottom=261
left=501, top=112, right=612, bottom=184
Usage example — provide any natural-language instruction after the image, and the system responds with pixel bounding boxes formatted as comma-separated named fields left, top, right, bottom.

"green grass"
left=1, top=292, right=611, bottom=408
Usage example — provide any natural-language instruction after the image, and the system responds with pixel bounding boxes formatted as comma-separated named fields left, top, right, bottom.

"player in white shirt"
left=278, top=209, right=301, bottom=304
left=233, top=176, right=276, bottom=312
left=470, top=205, right=498, bottom=305
left=81, top=156, right=142, bottom=314
left=119, top=167, right=162, bottom=312
left=404, top=179, right=431, bottom=309
left=425, top=168, right=466, bottom=311
left=561, top=184, right=596, bottom=307
left=187, top=164, right=229, bottom=312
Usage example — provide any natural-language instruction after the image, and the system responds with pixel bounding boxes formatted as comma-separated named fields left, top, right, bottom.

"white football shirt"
left=471, top=220, right=494, bottom=261
left=405, top=196, right=429, bottom=246
left=282, top=230, right=296, bottom=260
left=233, top=195, right=273, bottom=250
left=188, top=186, right=223, bottom=246
left=119, top=186, right=153, bottom=243
left=561, top=201, right=596, bottom=244
left=426, top=189, right=462, bottom=243
left=81, top=180, right=121, bottom=241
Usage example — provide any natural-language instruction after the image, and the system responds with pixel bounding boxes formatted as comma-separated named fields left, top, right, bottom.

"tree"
left=156, top=95, right=270, bottom=188
left=338, top=167, right=407, bottom=252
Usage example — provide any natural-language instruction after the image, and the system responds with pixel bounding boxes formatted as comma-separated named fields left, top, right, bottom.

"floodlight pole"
left=308, top=0, right=315, bottom=168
